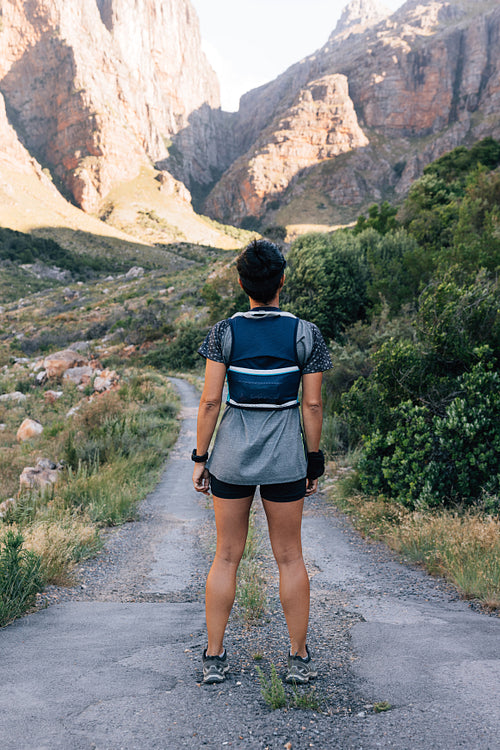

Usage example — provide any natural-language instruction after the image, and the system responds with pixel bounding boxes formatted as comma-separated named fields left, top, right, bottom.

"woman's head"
left=236, top=239, right=286, bottom=304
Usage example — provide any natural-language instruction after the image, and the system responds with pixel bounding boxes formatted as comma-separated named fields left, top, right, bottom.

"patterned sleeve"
left=198, top=319, right=231, bottom=363
left=302, top=323, right=333, bottom=374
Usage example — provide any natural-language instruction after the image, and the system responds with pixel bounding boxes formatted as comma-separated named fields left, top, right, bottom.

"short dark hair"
left=236, top=239, right=286, bottom=303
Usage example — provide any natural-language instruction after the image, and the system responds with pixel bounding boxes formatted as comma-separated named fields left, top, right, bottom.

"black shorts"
left=210, top=475, right=306, bottom=503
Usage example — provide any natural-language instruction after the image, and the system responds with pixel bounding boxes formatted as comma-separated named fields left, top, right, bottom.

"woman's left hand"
left=193, top=464, right=210, bottom=494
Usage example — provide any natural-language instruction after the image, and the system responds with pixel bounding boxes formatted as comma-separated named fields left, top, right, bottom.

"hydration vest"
left=226, top=310, right=301, bottom=410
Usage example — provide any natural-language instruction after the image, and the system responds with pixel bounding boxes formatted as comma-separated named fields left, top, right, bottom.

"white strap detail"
left=231, top=310, right=297, bottom=319
left=228, top=398, right=299, bottom=409
left=228, top=365, right=300, bottom=376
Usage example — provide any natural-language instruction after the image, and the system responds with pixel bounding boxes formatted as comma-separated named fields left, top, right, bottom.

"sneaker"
left=286, top=645, right=318, bottom=684
left=202, top=648, right=229, bottom=684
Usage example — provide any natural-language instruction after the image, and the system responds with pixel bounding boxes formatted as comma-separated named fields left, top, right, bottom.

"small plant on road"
left=256, top=663, right=287, bottom=710
left=236, top=510, right=267, bottom=623
left=290, top=684, right=322, bottom=710
left=256, top=663, right=322, bottom=711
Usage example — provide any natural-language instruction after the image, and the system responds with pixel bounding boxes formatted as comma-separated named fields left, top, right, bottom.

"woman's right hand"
left=193, top=464, right=210, bottom=494
left=305, top=478, right=318, bottom=496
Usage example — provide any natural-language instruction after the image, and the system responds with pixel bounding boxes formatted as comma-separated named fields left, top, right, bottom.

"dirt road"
left=1, top=378, right=498, bottom=749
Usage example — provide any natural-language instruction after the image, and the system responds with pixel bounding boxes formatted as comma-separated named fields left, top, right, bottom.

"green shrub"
left=0, top=530, right=44, bottom=627
left=353, top=201, right=399, bottom=235
left=262, top=225, right=287, bottom=242
left=359, top=228, right=429, bottom=314
left=0, top=227, right=127, bottom=278
left=201, top=265, right=248, bottom=323
left=283, top=231, right=369, bottom=339
left=144, top=323, right=208, bottom=371
left=359, top=363, right=500, bottom=509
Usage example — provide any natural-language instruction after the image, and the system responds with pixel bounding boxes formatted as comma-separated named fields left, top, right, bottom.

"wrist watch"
left=191, top=449, right=209, bottom=463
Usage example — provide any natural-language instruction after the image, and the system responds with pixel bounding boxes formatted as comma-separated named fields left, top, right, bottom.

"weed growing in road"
left=256, top=663, right=323, bottom=711
left=236, top=559, right=267, bottom=624
left=236, top=510, right=267, bottom=623
left=374, top=701, right=392, bottom=713
left=290, top=684, right=322, bottom=710
left=256, top=663, right=287, bottom=709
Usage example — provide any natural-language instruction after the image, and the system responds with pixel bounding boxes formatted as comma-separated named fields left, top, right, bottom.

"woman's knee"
left=215, top=540, right=246, bottom=566
left=271, top=543, right=304, bottom=567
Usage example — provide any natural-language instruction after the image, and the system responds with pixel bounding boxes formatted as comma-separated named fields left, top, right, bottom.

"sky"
left=191, top=0, right=405, bottom=112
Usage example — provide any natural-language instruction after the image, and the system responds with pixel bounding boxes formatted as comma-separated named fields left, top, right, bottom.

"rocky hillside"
left=0, top=0, right=223, bottom=214
left=204, top=0, right=500, bottom=228
left=2, top=0, right=499, bottom=244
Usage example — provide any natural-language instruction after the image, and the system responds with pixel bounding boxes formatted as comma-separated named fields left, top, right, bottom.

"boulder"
left=35, top=370, right=47, bottom=385
left=63, top=365, right=95, bottom=386
left=0, top=498, right=16, bottom=518
left=125, top=266, right=144, bottom=279
left=69, top=341, right=92, bottom=353
left=43, top=350, right=87, bottom=378
left=16, top=418, right=43, bottom=442
left=44, top=390, right=64, bottom=405
left=0, top=391, right=27, bottom=403
left=19, top=459, right=61, bottom=494
left=93, top=369, right=119, bottom=392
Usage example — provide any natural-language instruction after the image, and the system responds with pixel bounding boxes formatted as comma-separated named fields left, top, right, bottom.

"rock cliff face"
left=205, top=0, right=500, bottom=226
left=1, top=0, right=499, bottom=231
left=0, top=91, right=54, bottom=189
left=0, top=0, right=220, bottom=212
left=333, top=0, right=391, bottom=37
left=206, top=74, right=369, bottom=223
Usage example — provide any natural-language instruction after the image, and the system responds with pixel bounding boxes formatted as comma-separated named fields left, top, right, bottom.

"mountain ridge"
left=1, top=0, right=500, bottom=243
left=203, top=0, right=500, bottom=228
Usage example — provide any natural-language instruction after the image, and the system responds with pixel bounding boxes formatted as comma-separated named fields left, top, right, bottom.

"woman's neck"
left=249, top=294, right=280, bottom=310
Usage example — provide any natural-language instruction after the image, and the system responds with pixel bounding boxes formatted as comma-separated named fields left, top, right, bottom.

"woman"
left=192, top=239, right=332, bottom=685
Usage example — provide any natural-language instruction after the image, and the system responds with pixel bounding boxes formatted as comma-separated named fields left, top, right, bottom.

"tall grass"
left=0, top=530, right=43, bottom=626
left=0, top=368, right=180, bottom=625
left=329, top=474, right=500, bottom=610
left=388, top=513, right=500, bottom=609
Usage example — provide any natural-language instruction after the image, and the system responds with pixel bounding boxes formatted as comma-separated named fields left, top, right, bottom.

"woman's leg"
left=205, top=495, right=254, bottom=656
left=261, top=497, right=309, bottom=657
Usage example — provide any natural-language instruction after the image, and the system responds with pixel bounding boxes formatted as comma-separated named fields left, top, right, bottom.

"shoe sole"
left=285, top=669, right=318, bottom=684
left=202, top=665, right=230, bottom=684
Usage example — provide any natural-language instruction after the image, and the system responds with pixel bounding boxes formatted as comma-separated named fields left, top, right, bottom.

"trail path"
left=1, top=378, right=499, bottom=749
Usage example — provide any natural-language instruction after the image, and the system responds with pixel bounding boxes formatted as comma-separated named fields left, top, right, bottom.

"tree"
left=282, top=232, right=368, bottom=339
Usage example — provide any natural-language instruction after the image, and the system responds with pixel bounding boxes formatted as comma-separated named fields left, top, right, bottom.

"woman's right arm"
left=192, top=359, right=226, bottom=493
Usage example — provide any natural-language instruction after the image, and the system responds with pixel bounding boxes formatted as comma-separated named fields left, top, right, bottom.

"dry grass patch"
left=21, top=514, right=101, bottom=586
left=329, top=476, right=500, bottom=610
left=388, top=513, right=500, bottom=610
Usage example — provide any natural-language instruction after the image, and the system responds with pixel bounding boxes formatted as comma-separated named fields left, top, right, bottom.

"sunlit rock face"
left=205, top=74, right=369, bottom=223
left=205, top=0, right=500, bottom=224
left=1, top=0, right=499, bottom=225
left=332, top=0, right=392, bottom=38
left=0, top=0, right=220, bottom=212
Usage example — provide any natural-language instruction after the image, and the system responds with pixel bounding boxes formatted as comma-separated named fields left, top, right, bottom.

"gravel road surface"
left=1, top=377, right=499, bottom=749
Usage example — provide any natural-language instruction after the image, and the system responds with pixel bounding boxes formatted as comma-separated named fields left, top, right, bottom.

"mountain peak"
left=333, top=0, right=392, bottom=37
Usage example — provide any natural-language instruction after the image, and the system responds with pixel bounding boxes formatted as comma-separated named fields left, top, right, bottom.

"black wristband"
left=191, top=449, right=209, bottom=463
left=307, top=450, right=325, bottom=480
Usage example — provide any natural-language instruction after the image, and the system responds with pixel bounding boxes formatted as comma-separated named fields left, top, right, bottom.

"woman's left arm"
left=192, top=359, right=227, bottom=494
left=301, top=371, right=324, bottom=496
